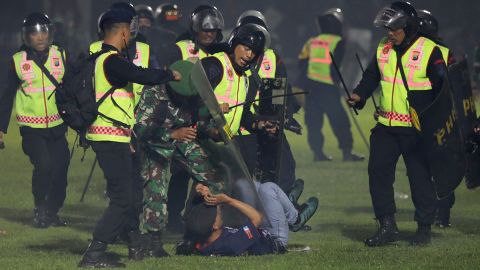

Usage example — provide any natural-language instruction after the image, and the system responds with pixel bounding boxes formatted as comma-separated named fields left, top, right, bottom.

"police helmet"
left=236, top=10, right=268, bottom=29
left=417, top=9, right=439, bottom=38
left=155, top=3, right=181, bottom=25
left=135, top=4, right=155, bottom=23
left=109, top=2, right=139, bottom=39
left=317, top=8, right=344, bottom=34
left=374, top=1, right=419, bottom=34
left=228, top=23, right=270, bottom=56
left=22, top=13, right=54, bottom=49
left=190, top=5, right=224, bottom=36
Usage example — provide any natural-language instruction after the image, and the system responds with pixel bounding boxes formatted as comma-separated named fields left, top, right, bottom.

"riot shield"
left=449, top=59, right=480, bottom=189
left=419, top=72, right=466, bottom=199
left=189, top=60, right=267, bottom=227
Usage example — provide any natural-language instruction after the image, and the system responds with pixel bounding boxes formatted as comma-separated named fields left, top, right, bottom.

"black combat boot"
left=364, top=215, right=400, bottom=247
left=410, top=224, right=431, bottom=246
left=435, top=208, right=451, bottom=228
left=146, top=231, right=170, bottom=257
left=342, top=150, right=365, bottom=161
left=33, top=205, right=50, bottom=229
left=46, top=210, right=67, bottom=227
left=78, top=239, right=125, bottom=268
left=127, top=230, right=148, bottom=261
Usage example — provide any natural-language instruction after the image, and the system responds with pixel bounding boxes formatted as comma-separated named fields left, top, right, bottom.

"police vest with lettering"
left=307, top=34, right=342, bottom=85
left=213, top=52, right=248, bottom=135
left=86, top=51, right=135, bottom=143
left=89, top=41, right=150, bottom=106
left=12, top=45, right=65, bottom=128
left=376, top=36, right=436, bottom=127
left=176, top=40, right=209, bottom=62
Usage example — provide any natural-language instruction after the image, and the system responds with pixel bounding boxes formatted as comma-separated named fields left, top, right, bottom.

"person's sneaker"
left=314, top=153, right=333, bottom=161
left=33, top=207, right=50, bottom=229
left=287, top=179, right=305, bottom=206
left=343, top=151, right=365, bottom=161
left=434, top=208, right=452, bottom=228
left=175, top=240, right=195, bottom=255
left=290, top=197, right=318, bottom=232
left=410, top=225, right=431, bottom=246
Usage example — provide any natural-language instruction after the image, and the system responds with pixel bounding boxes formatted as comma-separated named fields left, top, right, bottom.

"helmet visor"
left=21, top=24, right=54, bottom=49
left=130, top=15, right=139, bottom=39
left=373, top=7, right=407, bottom=30
left=192, top=8, right=224, bottom=32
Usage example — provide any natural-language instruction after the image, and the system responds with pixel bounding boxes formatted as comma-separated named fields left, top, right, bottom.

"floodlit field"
left=1, top=102, right=479, bottom=269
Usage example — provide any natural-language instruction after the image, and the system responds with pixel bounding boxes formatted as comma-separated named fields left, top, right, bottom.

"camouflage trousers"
left=141, top=141, right=217, bottom=232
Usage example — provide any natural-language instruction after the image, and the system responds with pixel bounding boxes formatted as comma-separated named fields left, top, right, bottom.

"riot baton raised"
left=228, top=91, right=309, bottom=110
left=80, top=157, right=97, bottom=202
left=329, top=52, right=358, bottom=115
left=355, top=53, right=379, bottom=112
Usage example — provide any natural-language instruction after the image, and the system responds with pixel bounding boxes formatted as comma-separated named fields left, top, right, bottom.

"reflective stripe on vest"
left=213, top=52, right=248, bottom=135
left=176, top=40, right=209, bottom=61
left=86, top=50, right=135, bottom=143
left=376, top=36, right=436, bottom=127
left=89, top=41, right=150, bottom=107
left=13, top=45, right=65, bottom=128
left=307, top=34, right=341, bottom=85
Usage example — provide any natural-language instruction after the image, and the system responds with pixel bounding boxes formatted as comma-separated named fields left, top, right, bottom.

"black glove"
left=285, top=117, right=302, bottom=135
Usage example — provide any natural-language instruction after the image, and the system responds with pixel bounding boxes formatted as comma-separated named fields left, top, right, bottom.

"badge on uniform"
left=412, top=51, right=420, bottom=61
left=382, top=46, right=390, bottom=55
left=227, top=68, right=234, bottom=80
left=263, top=63, right=271, bottom=71
left=53, top=57, right=60, bottom=67
left=22, top=63, right=31, bottom=72
left=243, top=226, right=253, bottom=239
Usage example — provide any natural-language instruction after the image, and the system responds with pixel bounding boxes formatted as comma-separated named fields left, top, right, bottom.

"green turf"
left=1, top=102, right=480, bottom=270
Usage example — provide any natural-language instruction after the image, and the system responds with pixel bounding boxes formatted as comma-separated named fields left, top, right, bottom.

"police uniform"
left=0, top=45, right=69, bottom=226
left=298, top=33, right=355, bottom=160
left=353, top=35, right=447, bottom=227
left=85, top=43, right=174, bottom=245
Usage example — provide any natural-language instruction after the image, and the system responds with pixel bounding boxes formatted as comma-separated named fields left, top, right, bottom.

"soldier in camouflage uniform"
left=134, top=83, right=222, bottom=257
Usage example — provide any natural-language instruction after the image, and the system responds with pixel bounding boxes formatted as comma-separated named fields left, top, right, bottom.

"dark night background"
left=0, top=0, right=478, bottom=87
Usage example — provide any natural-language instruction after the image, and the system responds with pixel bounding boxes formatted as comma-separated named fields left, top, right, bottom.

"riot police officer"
left=78, top=7, right=180, bottom=268
left=0, top=13, right=70, bottom=228
left=166, top=4, right=225, bottom=233
left=154, top=3, right=187, bottom=38
left=297, top=8, right=364, bottom=162
left=348, top=2, right=447, bottom=246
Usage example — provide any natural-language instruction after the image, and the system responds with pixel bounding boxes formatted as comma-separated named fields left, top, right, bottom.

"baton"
left=228, top=91, right=309, bottom=110
left=80, top=157, right=97, bottom=202
left=70, top=134, right=79, bottom=160
left=329, top=52, right=358, bottom=115
left=355, top=53, right=379, bottom=112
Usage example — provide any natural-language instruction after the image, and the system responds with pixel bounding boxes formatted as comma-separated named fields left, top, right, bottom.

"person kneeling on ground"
left=184, top=181, right=318, bottom=256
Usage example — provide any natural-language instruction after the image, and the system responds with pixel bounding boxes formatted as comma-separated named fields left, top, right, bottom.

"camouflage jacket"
left=134, top=84, right=195, bottom=157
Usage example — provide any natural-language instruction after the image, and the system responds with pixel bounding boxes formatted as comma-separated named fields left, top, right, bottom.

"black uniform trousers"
left=368, top=124, right=436, bottom=225
left=304, top=79, right=353, bottom=156
left=20, top=125, right=69, bottom=214
left=90, top=141, right=142, bottom=243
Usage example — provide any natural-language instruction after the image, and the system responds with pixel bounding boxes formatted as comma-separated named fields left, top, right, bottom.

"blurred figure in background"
left=297, top=8, right=364, bottom=162
left=155, top=3, right=188, bottom=38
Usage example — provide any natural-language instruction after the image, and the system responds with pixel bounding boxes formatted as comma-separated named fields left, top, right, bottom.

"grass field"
left=1, top=102, right=480, bottom=270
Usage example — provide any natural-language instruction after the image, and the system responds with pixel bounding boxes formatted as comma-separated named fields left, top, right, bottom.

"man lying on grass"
left=184, top=181, right=318, bottom=256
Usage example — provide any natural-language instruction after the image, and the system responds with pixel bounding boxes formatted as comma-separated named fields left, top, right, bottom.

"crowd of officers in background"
left=0, top=0, right=479, bottom=268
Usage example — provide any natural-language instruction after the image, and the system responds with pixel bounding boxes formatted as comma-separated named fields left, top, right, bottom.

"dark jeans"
left=20, top=125, right=69, bottom=214
left=304, top=80, right=353, bottom=156
left=368, top=124, right=436, bottom=225
left=90, top=141, right=141, bottom=243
